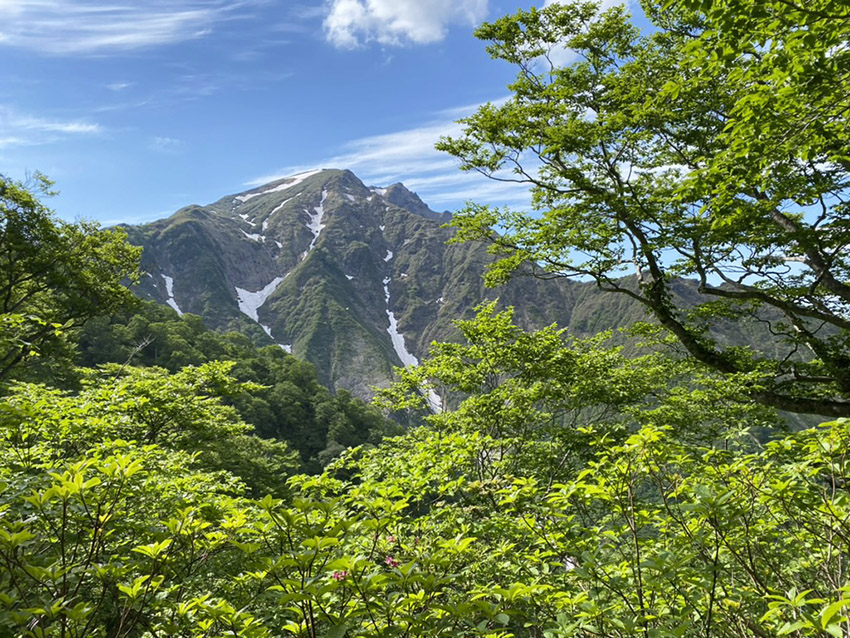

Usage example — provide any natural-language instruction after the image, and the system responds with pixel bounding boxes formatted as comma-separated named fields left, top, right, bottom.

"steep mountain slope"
left=124, top=169, right=648, bottom=399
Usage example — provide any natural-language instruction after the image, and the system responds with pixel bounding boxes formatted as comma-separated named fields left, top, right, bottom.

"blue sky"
left=0, top=0, right=633, bottom=224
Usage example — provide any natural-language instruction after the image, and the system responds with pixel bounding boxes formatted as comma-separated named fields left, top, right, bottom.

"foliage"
left=0, top=363, right=261, bottom=636
left=485, top=417, right=850, bottom=638
left=0, top=173, right=141, bottom=384
left=5, top=2, right=850, bottom=631
left=4, top=295, right=850, bottom=637
left=353, top=304, right=850, bottom=637
left=0, top=365, right=519, bottom=637
left=378, top=303, right=777, bottom=458
left=3, top=361, right=299, bottom=497
left=436, top=0, right=850, bottom=417
left=76, top=301, right=398, bottom=471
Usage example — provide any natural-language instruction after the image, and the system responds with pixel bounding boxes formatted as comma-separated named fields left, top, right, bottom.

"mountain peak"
left=230, top=169, right=332, bottom=204
left=227, top=169, right=448, bottom=224
left=372, top=182, right=450, bottom=222
left=125, top=167, right=535, bottom=401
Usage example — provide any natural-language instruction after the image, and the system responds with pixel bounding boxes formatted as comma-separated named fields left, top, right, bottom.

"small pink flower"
left=385, top=556, right=399, bottom=568
left=332, top=571, right=347, bottom=581
left=386, top=535, right=396, bottom=544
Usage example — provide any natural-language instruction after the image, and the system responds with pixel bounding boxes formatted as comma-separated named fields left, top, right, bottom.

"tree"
left=0, top=173, right=141, bottom=383
left=356, top=301, right=850, bottom=637
left=437, top=0, right=850, bottom=417
left=0, top=363, right=516, bottom=637
left=75, top=301, right=397, bottom=470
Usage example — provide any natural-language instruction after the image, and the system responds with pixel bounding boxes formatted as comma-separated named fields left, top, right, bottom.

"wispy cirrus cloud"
left=246, top=100, right=533, bottom=211
left=0, top=106, right=102, bottom=148
left=150, top=136, right=182, bottom=153
left=106, top=81, right=134, bottom=91
left=0, top=0, right=255, bottom=54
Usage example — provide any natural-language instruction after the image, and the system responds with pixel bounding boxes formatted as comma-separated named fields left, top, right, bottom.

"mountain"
left=124, top=169, right=651, bottom=400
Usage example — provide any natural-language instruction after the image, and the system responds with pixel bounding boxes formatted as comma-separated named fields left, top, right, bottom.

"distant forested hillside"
left=76, top=301, right=400, bottom=472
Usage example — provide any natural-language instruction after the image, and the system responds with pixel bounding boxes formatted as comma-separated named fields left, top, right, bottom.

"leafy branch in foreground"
left=359, top=303, right=850, bottom=637
left=437, top=0, right=850, bottom=416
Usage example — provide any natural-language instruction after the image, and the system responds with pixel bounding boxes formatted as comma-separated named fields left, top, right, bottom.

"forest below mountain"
left=2, top=0, right=849, bottom=637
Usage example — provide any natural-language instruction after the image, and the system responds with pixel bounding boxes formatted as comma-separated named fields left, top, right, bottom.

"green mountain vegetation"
left=75, top=302, right=399, bottom=473
left=2, top=0, right=850, bottom=637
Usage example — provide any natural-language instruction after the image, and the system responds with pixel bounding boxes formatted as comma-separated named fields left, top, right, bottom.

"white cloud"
left=0, top=136, right=28, bottom=150
left=544, top=0, right=632, bottom=10
left=0, top=106, right=102, bottom=148
left=0, top=1, right=251, bottom=54
left=150, top=136, right=182, bottom=153
left=324, top=0, right=488, bottom=48
left=106, top=81, right=134, bottom=91
left=246, top=101, right=532, bottom=211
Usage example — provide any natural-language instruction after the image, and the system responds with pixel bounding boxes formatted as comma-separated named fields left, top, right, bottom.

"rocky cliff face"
left=124, top=169, right=649, bottom=400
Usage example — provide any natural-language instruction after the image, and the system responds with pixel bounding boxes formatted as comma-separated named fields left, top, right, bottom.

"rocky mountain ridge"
left=124, top=169, right=649, bottom=400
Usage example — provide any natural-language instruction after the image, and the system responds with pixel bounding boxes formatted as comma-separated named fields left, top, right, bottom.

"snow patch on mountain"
left=384, top=250, right=393, bottom=262
left=235, top=169, right=322, bottom=203
left=241, top=229, right=264, bottom=242
left=260, top=324, right=292, bottom=355
left=303, top=189, right=328, bottom=257
left=382, top=276, right=442, bottom=412
left=383, top=277, right=417, bottom=368
left=424, top=390, right=442, bottom=413
left=161, top=274, right=184, bottom=317
left=346, top=274, right=354, bottom=280
left=345, top=194, right=356, bottom=202
left=270, top=194, right=299, bottom=218
left=235, top=276, right=284, bottom=322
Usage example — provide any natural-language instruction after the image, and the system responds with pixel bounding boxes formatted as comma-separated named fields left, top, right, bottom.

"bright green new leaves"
left=438, top=0, right=850, bottom=418
left=3, top=361, right=300, bottom=496
left=0, top=173, right=141, bottom=384
left=665, top=0, right=850, bottom=196
left=247, top=481, right=492, bottom=638
left=0, top=436, right=249, bottom=637
left=379, top=303, right=774, bottom=462
left=76, top=300, right=397, bottom=471
left=3, top=300, right=848, bottom=638
left=353, top=303, right=850, bottom=637
left=506, top=418, right=850, bottom=638
left=0, top=359, right=529, bottom=637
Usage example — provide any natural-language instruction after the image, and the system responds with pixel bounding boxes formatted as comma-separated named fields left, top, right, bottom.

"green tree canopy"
left=437, top=0, right=850, bottom=417
left=76, top=300, right=399, bottom=471
left=0, top=173, right=141, bottom=383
